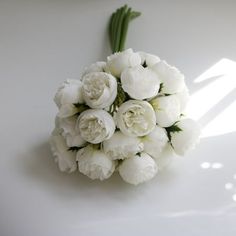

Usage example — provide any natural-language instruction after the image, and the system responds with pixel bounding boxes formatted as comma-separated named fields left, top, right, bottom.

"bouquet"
left=50, top=5, right=200, bottom=185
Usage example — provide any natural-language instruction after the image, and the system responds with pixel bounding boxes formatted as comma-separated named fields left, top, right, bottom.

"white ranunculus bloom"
left=82, top=72, right=117, bottom=109
left=82, top=61, right=106, bottom=77
left=103, top=131, right=144, bottom=160
left=106, top=48, right=141, bottom=77
left=57, top=116, right=86, bottom=147
left=54, top=79, right=84, bottom=118
left=53, top=116, right=62, bottom=134
left=50, top=131, right=77, bottom=173
left=170, top=119, right=201, bottom=155
left=76, top=109, right=115, bottom=144
left=154, top=144, right=175, bottom=170
left=175, top=85, right=190, bottom=112
left=117, top=100, right=156, bottom=137
left=77, top=145, right=115, bottom=180
left=119, top=152, right=158, bottom=185
left=138, top=51, right=160, bottom=67
left=150, top=95, right=181, bottom=127
left=151, top=61, right=185, bottom=94
left=121, top=65, right=160, bottom=100
left=57, top=104, right=78, bottom=118
left=142, top=126, right=169, bottom=159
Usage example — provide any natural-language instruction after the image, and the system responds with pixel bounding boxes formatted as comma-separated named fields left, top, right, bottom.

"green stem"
left=114, top=5, right=127, bottom=52
left=111, top=9, right=119, bottom=52
left=113, top=8, right=122, bottom=53
left=109, top=5, right=141, bottom=53
left=119, top=7, right=131, bottom=52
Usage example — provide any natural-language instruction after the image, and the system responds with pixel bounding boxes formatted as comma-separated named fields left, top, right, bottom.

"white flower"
left=119, top=152, right=158, bottom=185
left=121, top=65, right=160, bottom=100
left=170, top=119, right=201, bottom=155
left=54, top=79, right=84, bottom=107
left=53, top=116, right=62, bottom=134
left=103, top=131, right=144, bottom=160
left=54, top=79, right=84, bottom=118
left=138, top=51, right=160, bottom=67
left=57, top=116, right=86, bottom=147
left=76, top=109, right=115, bottom=144
left=82, top=72, right=117, bottom=109
left=82, top=61, right=106, bottom=77
left=154, top=144, right=175, bottom=170
left=150, top=95, right=181, bottom=127
left=175, top=85, right=190, bottom=112
left=142, top=126, right=169, bottom=159
left=56, top=104, right=78, bottom=118
left=151, top=61, right=185, bottom=94
left=117, top=100, right=156, bottom=137
left=77, top=145, right=115, bottom=180
left=106, top=48, right=141, bottom=77
left=50, top=132, right=77, bottom=173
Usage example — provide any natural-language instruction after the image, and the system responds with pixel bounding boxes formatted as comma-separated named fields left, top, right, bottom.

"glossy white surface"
left=0, top=0, right=236, bottom=235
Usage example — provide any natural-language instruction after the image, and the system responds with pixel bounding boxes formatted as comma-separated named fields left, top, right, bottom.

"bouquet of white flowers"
left=50, top=5, right=200, bottom=185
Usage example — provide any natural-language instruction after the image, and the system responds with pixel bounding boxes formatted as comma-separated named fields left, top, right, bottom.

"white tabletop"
left=1, top=0, right=236, bottom=235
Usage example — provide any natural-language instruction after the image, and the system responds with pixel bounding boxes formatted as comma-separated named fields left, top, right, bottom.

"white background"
left=0, top=0, right=236, bottom=235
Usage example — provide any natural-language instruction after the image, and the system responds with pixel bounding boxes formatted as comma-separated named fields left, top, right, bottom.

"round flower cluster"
left=50, top=49, right=200, bottom=185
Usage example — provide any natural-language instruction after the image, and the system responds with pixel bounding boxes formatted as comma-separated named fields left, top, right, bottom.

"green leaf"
left=142, top=61, right=147, bottom=68
left=113, top=82, right=127, bottom=108
left=130, top=11, right=141, bottom=20
left=73, top=103, right=89, bottom=114
left=68, top=146, right=84, bottom=152
left=165, top=124, right=182, bottom=140
left=93, top=143, right=102, bottom=150
left=166, top=124, right=182, bottom=133
left=117, top=159, right=123, bottom=166
left=158, top=83, right=164, bottom=93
